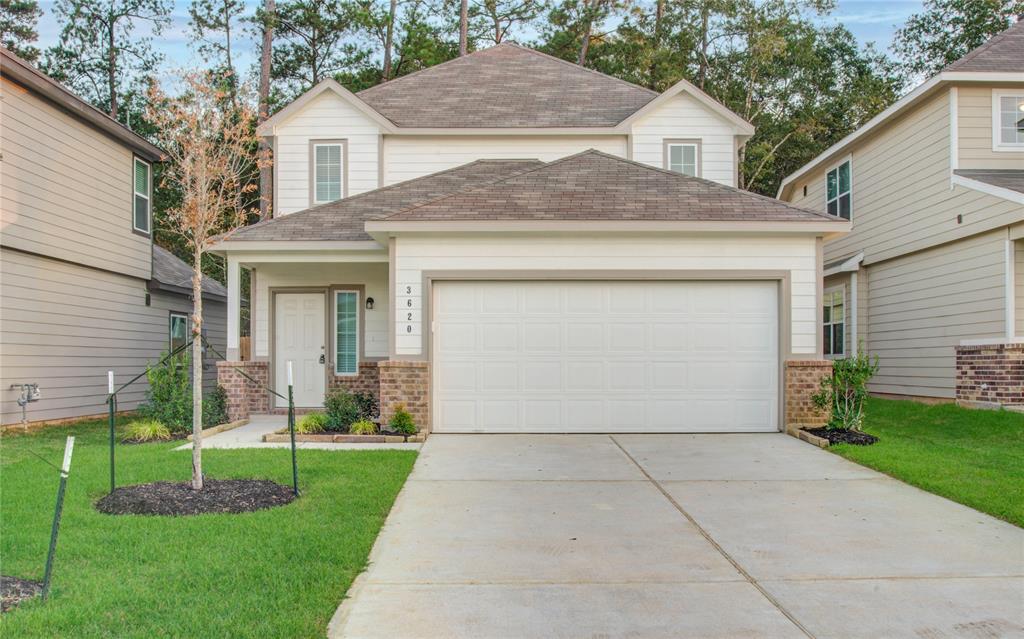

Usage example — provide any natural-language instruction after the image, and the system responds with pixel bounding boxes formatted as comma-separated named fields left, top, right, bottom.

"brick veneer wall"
left=784, top=359, right=832, bottom=432
left=328, top=362, right=381, bottom=403
left=956, top=343, right=1024, bottom=407
left=378, top=360, right=430, bottom=433
left=216, top=361, right=269, bottom=421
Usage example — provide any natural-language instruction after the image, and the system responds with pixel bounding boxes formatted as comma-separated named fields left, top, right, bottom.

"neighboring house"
left=213, top=43, right=849, bottom=435
left=0, top=48, right=228, bottom=426
left=778, top=21, right=1024, bottom=407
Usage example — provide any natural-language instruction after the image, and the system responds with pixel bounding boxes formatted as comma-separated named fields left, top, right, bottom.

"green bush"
left=812, top=349, right=880, bottom=431
left=353, top=392, right=379, bottom=420
left=296, top=412, right=328, bottom=434
left=349, top=418, right=377, bottom=435
left=388, top=404, right=417, bottom=436
left=324, top=388, right=360, bottom=431
left=123, top=419, right=172, bottom=442
left=137, top=351, right=230, bottom=433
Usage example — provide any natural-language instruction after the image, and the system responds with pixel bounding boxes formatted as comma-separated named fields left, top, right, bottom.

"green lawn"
left=0, top=418, right=416, bottom=637
left=831, top=398, right=1024, bottom=527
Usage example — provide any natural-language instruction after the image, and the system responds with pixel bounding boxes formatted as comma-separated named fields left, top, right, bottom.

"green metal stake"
left=107, top=371, right=116, bottom=494
left=287, top=362, right=299, bottom=497
left=42, top=436, right=75, bottom=600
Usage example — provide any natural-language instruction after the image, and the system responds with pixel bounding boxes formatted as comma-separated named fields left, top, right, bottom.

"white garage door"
left=432, top=280, right=779, bottom=433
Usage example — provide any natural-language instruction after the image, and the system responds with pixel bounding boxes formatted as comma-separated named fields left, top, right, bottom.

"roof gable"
left=379, top=150, right=839, bottom=223
left=946, top=19, right=1024, bottom=73
left=355, top=43, right=658, bottom=128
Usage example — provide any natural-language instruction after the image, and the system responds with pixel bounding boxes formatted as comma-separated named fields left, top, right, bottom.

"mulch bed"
left=1, top=575, right=42, bottom=613
left=95, top=479, right=295, bottom=516
left=804, top=427, right=878, bottom=446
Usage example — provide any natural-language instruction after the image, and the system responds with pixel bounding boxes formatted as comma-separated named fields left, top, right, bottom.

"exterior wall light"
left=365, top=297, right=374, bottom=310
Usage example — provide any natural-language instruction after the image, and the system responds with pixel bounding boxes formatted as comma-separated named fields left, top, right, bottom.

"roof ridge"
left=376, top=149, right=612, bottom=221
left=221, top=158, right=543, bottom=238
left=945, top=18, right=1023, bottom=71
left=500, top=42, right=660, bottom=97
left=357, top=44, right=511, bottom=97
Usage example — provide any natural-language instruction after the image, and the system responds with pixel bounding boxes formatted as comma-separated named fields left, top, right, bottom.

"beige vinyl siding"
left=630, top=93, right=739, bottom=186
left=382, top=135, right=628, bottom=186
left=273, top=90, right=381, bottom=214
left=865, top=230, right=1006, bottom=399
left=957, top=85, right=1024, bottom=170
left=251, top=262, right=389, bottom=360
left=0, top=77, right=152, bottom=280
left=788, top=89, right=1021, bottom=268
left=0, top=248, right=227, bottom=425
left=392, top=233, right=819, bottom=357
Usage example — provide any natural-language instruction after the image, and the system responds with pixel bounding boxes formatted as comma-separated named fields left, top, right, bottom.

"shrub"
left=353, top=392, right=379, bottom=420
left=349, top=418, right=377, bottom=435
left=324, top=388, right=360, bottom=431
left=296, top=412, right=328, bottom=434
left=812, top=349, right=880, bottom=431
left=388, top=404, right=417, bottom=436
left=138, top=351, right=232, bottom=432
left=123, top=419, right=172, bottom=442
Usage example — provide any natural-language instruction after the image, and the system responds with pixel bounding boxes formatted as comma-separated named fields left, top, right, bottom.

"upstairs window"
left=133, top=158, right=151, bottom=234
left=313, top=142, right=344, bottom=204
left=664, top=140, right=699, bottom=177
left=994, top=92, right=1024, bottom=149
left=826, top=160, right=852, bottom=220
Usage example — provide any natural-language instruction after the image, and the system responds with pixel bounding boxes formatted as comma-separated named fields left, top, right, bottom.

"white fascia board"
left=386, top=127, right=623, bottom=136
left=824, top=252, right=864, bottom=277
left=952, top=174, right=1024, bottom=204
left=210, top=240, right=386, bottom=253
left=615, top=78, right=756, bottom=135
left=255, top=79, right=396, bottom=136
left=364, top=219, right=850, bottom=234
left=942, top=72, right=1024, bottom=83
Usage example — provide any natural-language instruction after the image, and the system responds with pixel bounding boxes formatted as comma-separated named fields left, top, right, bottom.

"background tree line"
left=1, top=0, right=1021, bottom=280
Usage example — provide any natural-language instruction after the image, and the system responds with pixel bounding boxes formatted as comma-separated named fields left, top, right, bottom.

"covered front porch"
left=215, top=243, right=429, bottom=431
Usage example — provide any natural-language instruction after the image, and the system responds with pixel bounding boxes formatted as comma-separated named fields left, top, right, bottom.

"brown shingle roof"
left=954, top=169, right=1024, bottom=194
left=356, top=43, right=658, bottom=128
left=152, top=245, right=227, bottom=298
left=225, top=159, right=545, bottom=242
left=379, top=150, right=842, bottom=223
left=946, top=19, right=1024, bottom=73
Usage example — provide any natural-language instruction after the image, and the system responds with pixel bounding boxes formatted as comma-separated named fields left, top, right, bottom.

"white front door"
left=275, top=293, right=326, bottom=407
left=433, top=280, right=779, bottom=433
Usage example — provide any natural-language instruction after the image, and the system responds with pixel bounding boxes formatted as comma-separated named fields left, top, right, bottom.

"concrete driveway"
left=329, top=434, right=1024, bottom=638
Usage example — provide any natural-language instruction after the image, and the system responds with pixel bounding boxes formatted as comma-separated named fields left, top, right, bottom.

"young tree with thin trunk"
left=257, top=0, right=276, bottom=219
left=146, top=72, right=261, bottom=490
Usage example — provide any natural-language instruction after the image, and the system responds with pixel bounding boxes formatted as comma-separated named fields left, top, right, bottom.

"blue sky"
left=35, top=0, right=924, bottom=78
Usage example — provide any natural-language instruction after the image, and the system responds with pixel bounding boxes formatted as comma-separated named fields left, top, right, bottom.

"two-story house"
left=778, top=21, right=1024, bottom=408
left=0, top=48, right=229, bottom=426
left=213, top=43, right=849, bottom=434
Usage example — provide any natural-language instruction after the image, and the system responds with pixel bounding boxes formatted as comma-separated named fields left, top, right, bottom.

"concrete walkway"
left=173, top=415, right=421, bottom=451
left=330, top=433, right=1024, bottom=639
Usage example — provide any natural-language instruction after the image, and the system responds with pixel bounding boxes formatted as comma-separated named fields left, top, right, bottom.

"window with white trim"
left=314, top=143, right=343, bottom=203
left=334, top=290, right=359, bottom=375
left=823, top=288, right=845, bottom=357
left=666, top=142, right=698, bottom=177
left=994, top=92, right=1024, bottom=148
left=826, top=160, right=852, bottom=220
left=133, top=158, right=151, bottom=234
left=169, top=312, right=188, bottom=353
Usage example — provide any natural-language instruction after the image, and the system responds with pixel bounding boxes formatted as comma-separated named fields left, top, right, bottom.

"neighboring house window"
left=169, top=312, right=189, bottom=353
left=826, top=160, right=852, bottom=220
left=993, top=92, right=1024, bottom=149
left=313, top=142, right=344, bottom=204
left=133, top=158, right=151, bottom=234
left=664, top=140, right=699, bottom=177
left=823, top=288, right=845, bottom=358
left=335, top=290, right=359, bottom=375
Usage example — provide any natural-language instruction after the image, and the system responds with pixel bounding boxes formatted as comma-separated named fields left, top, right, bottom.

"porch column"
left=227, top=254, right=241, bottom=360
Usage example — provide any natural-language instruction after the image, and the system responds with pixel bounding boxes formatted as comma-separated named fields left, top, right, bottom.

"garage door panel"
left=433, top=281, right=778, bottom=433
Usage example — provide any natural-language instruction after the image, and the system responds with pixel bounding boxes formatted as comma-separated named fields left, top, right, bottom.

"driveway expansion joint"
left=609, top=435, right=817, bottom=639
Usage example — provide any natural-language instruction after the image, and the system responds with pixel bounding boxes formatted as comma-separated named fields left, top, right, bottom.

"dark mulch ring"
left=95, top=479, right=296, bottom=516
left=1, top=575, right=42, bottom=613
left=805, top=427, right=879, bottom=446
